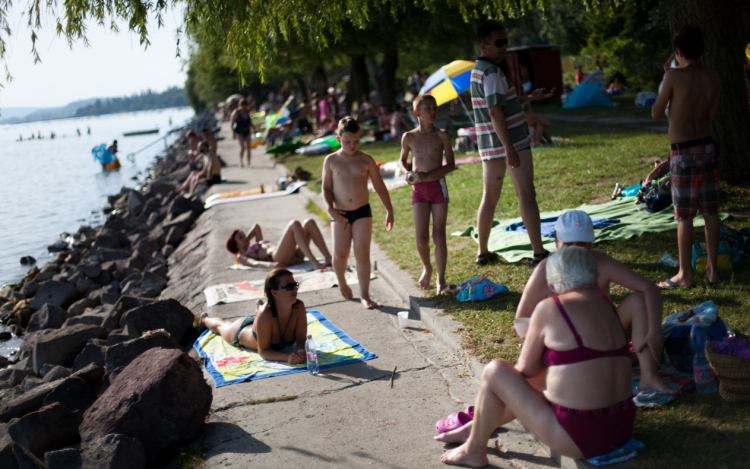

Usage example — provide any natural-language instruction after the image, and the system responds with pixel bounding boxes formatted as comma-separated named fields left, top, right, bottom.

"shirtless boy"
left=516, top=210, right=675, bottom=394
left=652, top=25, right=721, bottom=288
left=322, top=117, right=394, bottom=309
left=400, top=95, right=456, bottom=294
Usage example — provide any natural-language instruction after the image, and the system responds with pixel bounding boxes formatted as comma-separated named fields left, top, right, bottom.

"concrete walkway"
left=162, top=124, right=561, bottom=468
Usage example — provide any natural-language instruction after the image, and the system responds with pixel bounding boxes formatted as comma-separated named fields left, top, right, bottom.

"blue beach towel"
left=584, top=438, right=645, bottom=466
left=194, top=310, right=377, bottom=387
left=504, top=217, right=620, bottom=238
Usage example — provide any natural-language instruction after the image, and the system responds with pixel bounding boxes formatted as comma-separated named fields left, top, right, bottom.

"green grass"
left=281, top=121, right=750, bottom=469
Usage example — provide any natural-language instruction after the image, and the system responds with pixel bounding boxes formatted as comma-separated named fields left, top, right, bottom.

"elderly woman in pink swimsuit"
left=436, top=246, right=634, bottom=466
left=226, top=219, right=332, bottom=270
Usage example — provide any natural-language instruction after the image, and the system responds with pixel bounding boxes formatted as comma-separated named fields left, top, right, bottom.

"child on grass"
left=399, top=95, right=456, bottom=294
left=322, top=117, right=394, bottom=309
left=652, top=25, right=722, bottom=289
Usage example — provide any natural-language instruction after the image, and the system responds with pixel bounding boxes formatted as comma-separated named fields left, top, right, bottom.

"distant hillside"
left=0, top=99, right=97, bottom=124
left=73, top=87, right=188, bottom=118
left=0, top=107, right=40, bottom=120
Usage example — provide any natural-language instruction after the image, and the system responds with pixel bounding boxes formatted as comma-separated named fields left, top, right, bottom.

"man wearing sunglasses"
left=470, top=21, right=553, bottom=266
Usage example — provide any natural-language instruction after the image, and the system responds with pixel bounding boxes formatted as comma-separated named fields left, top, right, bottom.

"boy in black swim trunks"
left=322, top=117, right=394, bottom=309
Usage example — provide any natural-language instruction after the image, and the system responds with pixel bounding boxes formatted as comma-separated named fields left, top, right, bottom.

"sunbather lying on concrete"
left=226, top=219, right=332, bottom=270
left=200, top=269, right=307, bottom=364
left=436, top=247, right=635, bottom=465
left=515, top=210, right=675, bottom=395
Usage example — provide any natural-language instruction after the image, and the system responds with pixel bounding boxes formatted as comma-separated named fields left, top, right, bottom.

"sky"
left=1, top=5, right=187, bottom=109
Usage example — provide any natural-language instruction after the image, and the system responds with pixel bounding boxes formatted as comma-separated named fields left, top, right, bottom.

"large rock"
left=0, top=375, right=78, bottom=423
left=63, top=314, right=104, bottom=329
left=119, top=299, right=192, bottom=343
left=127, top=189, right=145, bottom=216
left=20, top=281, right=39, bottom=298
left=12, top=442, right=46, bottom=468
left=165, top=195, right=203, bottom=221
left=72, top=342, right=105, bottom=373
left=29, top=281, right=80, bottom=311
left=104, top=335, right=180, bottom=377
left=79, top=348, right=212, bottom=464
left=32, top=324, right=106, bottom=374
left=41, top=366, right=71, bottom=383
left=7, top=403, right=82, bottom=458
left=119, top=272, right=167, bottom=298
left=27, top=304, right=69, bottom=332
left=42, top=377, right=95, bottom=413
left=66, top=297, right=100, bottom=318
left=44, top=447, right=82, bottom=469
left=0, top=369, right=33, bottom=390
left=81, top=434, right=146, bottom=469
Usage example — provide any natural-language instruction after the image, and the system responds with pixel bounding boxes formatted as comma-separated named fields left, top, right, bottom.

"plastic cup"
left=513, top=318, right=531, bottom=338
left=397, top=311, right=409, bottom=329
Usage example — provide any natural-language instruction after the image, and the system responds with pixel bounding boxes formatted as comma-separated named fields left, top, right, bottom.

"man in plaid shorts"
left=652, top=25, right=721, bottom=288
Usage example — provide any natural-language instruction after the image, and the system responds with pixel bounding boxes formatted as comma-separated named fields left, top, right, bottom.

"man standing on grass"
left=470, top=20, right=553, bottom=266
left=652, top=25, right=721, bottom=288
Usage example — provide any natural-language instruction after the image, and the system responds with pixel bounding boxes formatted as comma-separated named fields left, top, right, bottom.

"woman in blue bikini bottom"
left=200, top=269, right=308, bottom=365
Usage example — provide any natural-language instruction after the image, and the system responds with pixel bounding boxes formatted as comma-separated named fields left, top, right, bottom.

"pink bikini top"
left=542, top=295, right=630, bottom=367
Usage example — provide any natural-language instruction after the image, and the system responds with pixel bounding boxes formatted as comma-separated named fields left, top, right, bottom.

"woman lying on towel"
left=226, top=219, right=332, bottom=270
left=200, top=269, right=308, bottom=364
left=436, top=247, right=634, bottom=466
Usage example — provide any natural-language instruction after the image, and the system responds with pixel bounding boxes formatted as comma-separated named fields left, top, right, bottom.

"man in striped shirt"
left=471, top=21, right=553, bottom=266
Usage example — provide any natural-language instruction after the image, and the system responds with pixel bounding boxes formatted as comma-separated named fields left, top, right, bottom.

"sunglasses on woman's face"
left=494, top=38, right=509, bottom=48
left=277, top=281, right=300, bottom=291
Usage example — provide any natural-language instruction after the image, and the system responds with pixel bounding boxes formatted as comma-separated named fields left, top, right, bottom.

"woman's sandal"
left=475, top=252, right=500, bottom=266
left=532, top=250, right=550, bottom=267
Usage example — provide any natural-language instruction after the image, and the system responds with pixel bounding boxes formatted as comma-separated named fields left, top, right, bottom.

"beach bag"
left=635, top=92, right=657, bottom=107
left=691, top=240, right=738, bottom=273
left=662, top=301, right=729, bottom=373
left=455, top=276, right=509, bottom=302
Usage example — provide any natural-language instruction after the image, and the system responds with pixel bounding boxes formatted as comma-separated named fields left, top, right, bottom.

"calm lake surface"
left=0, top=107, right=195, bottom=287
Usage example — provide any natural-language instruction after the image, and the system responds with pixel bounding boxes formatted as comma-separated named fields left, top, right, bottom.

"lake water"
left=0, top=107, right=195, bottom=287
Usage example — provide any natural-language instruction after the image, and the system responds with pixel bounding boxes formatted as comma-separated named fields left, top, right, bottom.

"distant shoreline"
left=1, top=105, right=191, bottom=127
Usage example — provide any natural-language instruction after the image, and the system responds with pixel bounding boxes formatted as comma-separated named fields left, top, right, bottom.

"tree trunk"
left=347, top=54, right=370, bottom=115
left=294, top=74, right=308, bottom=100
left=665, top=0, right=750, bottom=183
left=312, top=65, right=328, bottom=96
left=378, top=45, right=399, bottom=110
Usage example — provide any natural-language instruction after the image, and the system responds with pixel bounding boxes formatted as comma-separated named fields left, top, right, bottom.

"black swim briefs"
left=332, top=203, right=372, bottom=226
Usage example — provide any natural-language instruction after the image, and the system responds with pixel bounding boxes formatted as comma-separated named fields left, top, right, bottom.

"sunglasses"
left=493, top=38, right=509, bottom=48
left=276, top=281, right=300, bottom=291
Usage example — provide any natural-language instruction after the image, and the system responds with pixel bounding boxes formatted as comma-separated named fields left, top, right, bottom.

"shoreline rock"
left=0, top=115, right=215, bottom=467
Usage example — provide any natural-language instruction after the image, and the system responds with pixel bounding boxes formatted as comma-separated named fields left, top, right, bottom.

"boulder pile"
left=0, top=134, right=213, bottom=468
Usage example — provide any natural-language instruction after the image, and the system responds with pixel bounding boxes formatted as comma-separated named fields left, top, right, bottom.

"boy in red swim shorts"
left=652, top=25, right=721, bottom=288
left=400, top=95, right=456, bottom=294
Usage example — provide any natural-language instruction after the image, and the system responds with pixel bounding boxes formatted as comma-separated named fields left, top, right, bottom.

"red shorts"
left=411, top=178, right=449, bottom=205
left=669, top=138, right=720, bottom=221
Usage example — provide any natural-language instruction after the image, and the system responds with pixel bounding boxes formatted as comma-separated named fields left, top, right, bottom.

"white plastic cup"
left=513, top=318, right=531, bottom=338
left=397, top=311, right=409, bottom=329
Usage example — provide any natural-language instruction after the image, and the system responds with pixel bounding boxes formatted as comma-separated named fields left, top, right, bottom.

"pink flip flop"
left=435, top=406, right=475, bottom=434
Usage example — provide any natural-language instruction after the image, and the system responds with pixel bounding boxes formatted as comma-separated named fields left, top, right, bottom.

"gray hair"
left=546, top=246, right=597, bottom=293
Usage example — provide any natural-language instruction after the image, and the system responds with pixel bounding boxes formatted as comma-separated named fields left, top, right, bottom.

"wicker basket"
left=706, top=343, right=750, bottom=402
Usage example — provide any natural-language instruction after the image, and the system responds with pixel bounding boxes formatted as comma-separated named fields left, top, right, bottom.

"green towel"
left=452, top=197, right=728, bottom=263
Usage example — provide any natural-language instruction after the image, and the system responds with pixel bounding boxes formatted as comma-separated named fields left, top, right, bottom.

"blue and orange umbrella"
left=419, top=60, right=475, bottom=124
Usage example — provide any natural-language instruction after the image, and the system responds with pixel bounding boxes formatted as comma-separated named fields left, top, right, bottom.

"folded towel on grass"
left=194, top=310, right=377, bottom=387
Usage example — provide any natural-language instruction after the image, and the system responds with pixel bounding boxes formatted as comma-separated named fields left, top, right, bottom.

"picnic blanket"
left=453, top=197, right=729, bottom=263
left=204, top=269, right=362, bottom=307
left=227, top=258, right=326, bottom=273
left=204, top=181, right=307, bottom=209
left=194, top=310, right=377, bottom=386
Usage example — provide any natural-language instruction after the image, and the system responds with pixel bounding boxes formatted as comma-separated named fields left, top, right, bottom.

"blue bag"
left=455, top=276, right=509, bottom=302
left=661, top=301, right=729, bottom=372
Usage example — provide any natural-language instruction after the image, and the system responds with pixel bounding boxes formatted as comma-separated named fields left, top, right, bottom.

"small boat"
left=123, top=129, right=159, bottom=137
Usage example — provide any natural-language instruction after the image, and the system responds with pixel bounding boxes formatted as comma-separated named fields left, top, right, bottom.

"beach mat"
left=227, top=258, right=326, bottom=273
left=194, top=310, right=377, bottom=386
left=204, top=268, right=363, bottom=307
left=453, top=197, right=729, bottom=263
left=204, top=181, right=307, bottom=209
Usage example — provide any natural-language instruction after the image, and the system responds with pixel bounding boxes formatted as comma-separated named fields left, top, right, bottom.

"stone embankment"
left=0, top=130, right=212, bottom=468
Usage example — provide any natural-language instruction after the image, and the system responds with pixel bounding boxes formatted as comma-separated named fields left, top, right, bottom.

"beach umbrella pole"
left=457, top=94, right=475, bottom=126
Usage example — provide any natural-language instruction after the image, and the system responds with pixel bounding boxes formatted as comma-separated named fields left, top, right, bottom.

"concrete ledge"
left=299, top=185, right=616, bottom=469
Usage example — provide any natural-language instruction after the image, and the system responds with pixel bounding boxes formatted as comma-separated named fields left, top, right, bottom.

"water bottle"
left=305, top=334, right=319, bottom=376
left=690, top=324, right=717, bottom=395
